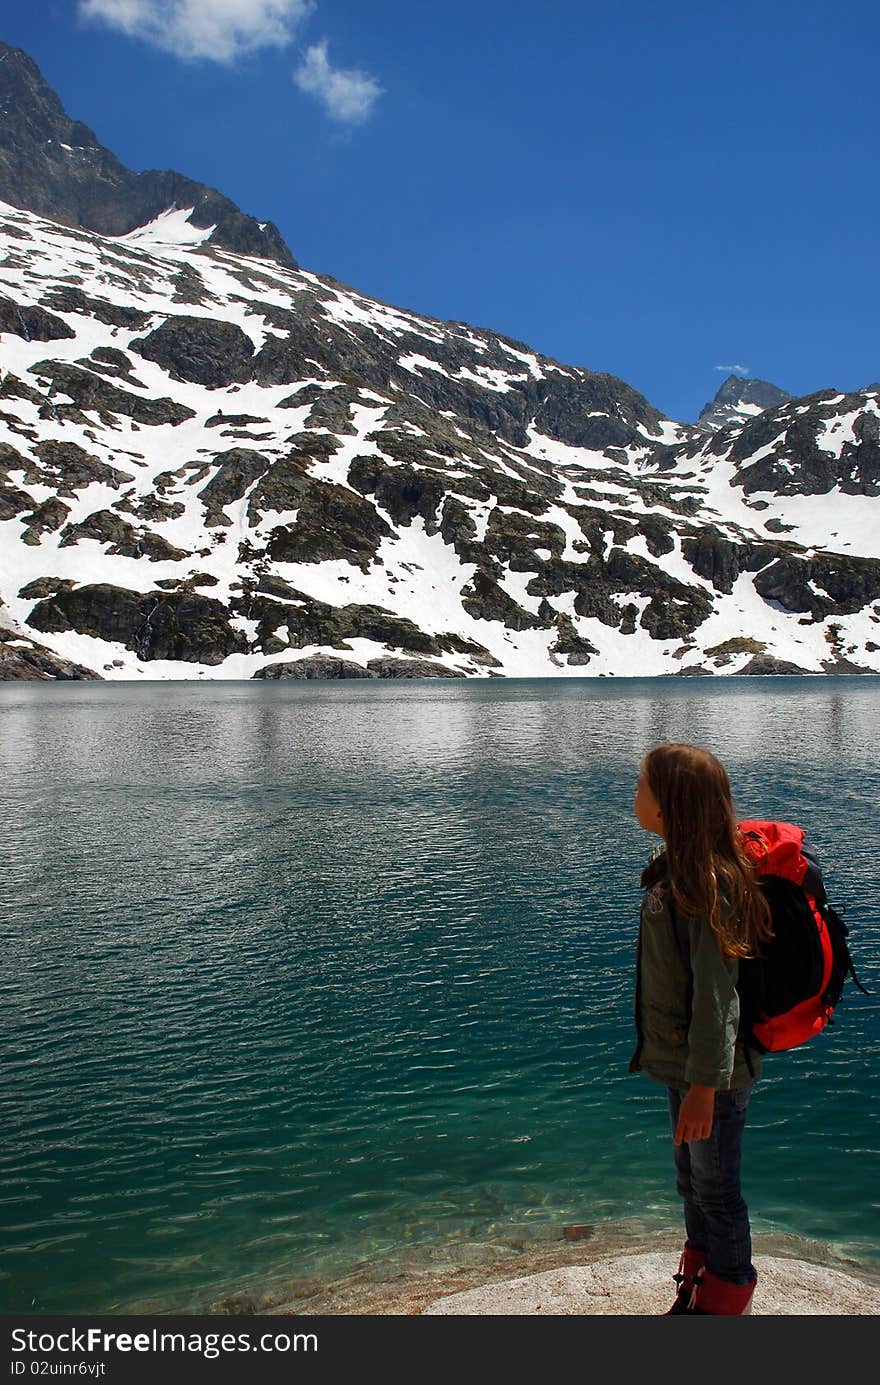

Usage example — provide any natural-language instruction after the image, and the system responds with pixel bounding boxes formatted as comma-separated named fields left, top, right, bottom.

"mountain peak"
left=0, top=41, right=297, bottom=268
left=0, top=41, right=99, bottom=147
left=697, top=374, right=791, bottom=431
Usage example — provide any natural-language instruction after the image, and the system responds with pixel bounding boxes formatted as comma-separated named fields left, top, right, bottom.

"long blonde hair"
left=642, top=742, right=773, bottom=959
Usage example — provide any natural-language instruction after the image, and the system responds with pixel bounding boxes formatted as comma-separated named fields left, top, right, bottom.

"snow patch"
left=117, top=207, right=216, bottom=249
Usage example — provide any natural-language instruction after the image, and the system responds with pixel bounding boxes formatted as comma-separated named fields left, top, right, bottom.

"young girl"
left=631, top=742, right=773, bottom=1315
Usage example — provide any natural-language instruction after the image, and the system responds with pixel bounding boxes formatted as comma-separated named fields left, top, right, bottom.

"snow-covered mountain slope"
left=1, top=198, right=879, bottom=680
left=3, top=37, right=879, bottom=681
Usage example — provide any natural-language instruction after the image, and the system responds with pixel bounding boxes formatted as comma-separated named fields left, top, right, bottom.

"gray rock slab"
left=422, top=1252, right=880, bottom=1315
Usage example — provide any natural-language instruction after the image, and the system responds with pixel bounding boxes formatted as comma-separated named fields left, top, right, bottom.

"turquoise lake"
left=2, top=676, right=879, bottom=1314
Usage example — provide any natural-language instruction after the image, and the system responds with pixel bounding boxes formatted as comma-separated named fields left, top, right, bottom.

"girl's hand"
left=674, top=1085, right=716, bottom=1145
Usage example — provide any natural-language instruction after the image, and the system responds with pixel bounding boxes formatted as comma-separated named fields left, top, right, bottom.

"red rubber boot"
left=688, top=1266, right=756, bottom=1314
left=664, top=1243, right=707, bottom=1314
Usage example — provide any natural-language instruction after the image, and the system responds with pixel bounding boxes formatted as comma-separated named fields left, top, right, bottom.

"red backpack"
left=737, top=820, right=868, bottom=1053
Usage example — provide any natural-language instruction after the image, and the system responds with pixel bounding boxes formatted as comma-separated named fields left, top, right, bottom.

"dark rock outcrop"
left=460, top=570, right=545, bottom=631
left=29, top=440, right=132, bottom=494
left=239, top=591, right=460, bottom=658
left=0, top=479, right=33, bottom=519
left=198, top=449, right=270, bottom=520
left=27, top=583, right=247, bottom=664
left=819, top=655, right=873, bottom=674
left=17, top=576, right=76, bottom=600
left=81, top=346, right=144, bottom=386
left=529, top=549, right=713, bottom=638
left=265, top=481, right=393, bottom=570
left=303, top=385, right=358, bottom=435
left=58, top=509, right=188, bottom=562
left=20, top=497, right=71, bottom=544
left=638, top=513, right=676, bottom=557
left=131, top=315, right=255, bottom=389
left=0, top=371, right=44, bottom=404
left=549, top=614, right=599, bottom=665
left=735, top=654, right=813, bottom=675
left=172, top=264, right=211, bottom=306
left=484, top=508, right=567, bottom=571
left=374, top=465, right=447, bottom=531
left=347, top=453, right=448, bottom=531
left=366, top=656, right=464, bottom=678
left=680, top=528, right=781, bottom=594
left=0, top=295, right=74, bottom=341
left=0, top=627, right=102, bottom=680
left=28, top=360, right=195, bottom=426
left=39, top=286, right=151, bottom=330
left=439, top=496, right=481, bottom=564
left=731, top=392, right=880, bottom=497
left=253, top=655, right=372, bottom=680
left=533, top=371, right=664, bottom=449
left=754, top=553, right=880, bottom=619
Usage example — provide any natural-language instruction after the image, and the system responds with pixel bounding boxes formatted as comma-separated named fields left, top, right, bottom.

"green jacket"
left=628, top=853, right=760, bottom=1091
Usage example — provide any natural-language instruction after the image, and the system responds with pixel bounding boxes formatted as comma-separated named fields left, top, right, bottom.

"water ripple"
left=1, top=678, right=879, bottom=1311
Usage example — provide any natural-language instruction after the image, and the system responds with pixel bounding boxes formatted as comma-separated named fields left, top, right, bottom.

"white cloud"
left=78, top=0, right=314, bottom=63
left=714, top=363, right=750, bottom=377
left=294, top=39, right=382, bottom=124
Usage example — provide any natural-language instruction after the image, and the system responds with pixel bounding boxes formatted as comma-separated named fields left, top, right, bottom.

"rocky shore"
left=261, top=1224, right=880, bottom=1317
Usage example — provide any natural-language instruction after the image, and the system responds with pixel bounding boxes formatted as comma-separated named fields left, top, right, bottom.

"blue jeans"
left=667, top=1084, right=756, bottom=1286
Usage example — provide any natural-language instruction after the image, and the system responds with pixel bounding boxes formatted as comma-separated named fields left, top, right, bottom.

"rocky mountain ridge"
left=0, top=42, right=295, bottom=269
left=1, top=44, right=879, bottom=681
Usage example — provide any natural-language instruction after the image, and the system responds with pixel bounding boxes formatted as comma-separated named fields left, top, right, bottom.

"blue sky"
left=3, top=0, right=878, bottom=422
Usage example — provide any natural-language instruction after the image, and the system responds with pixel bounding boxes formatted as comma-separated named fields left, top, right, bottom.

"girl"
left=630, top=742, right=773, bottom=1315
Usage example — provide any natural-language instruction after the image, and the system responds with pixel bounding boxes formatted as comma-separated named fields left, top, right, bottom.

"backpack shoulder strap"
left=799, top=833, right=828, bottom=905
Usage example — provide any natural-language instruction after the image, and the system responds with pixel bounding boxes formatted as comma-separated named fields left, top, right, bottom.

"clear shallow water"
left=1, top=676, right=879, bottom=1313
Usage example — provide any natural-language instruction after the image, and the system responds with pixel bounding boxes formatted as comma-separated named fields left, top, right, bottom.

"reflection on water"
left=1, top=677, right=879, bottom=1313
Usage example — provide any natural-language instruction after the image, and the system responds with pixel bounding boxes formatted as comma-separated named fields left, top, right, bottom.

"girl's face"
left=634, top=769, right=664, bottom=837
